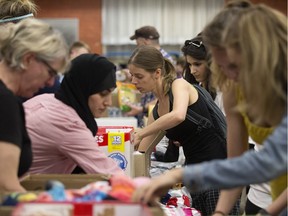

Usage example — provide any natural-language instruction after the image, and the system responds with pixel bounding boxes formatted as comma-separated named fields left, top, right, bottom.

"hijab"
left=55, top=53, right=116, bottom=136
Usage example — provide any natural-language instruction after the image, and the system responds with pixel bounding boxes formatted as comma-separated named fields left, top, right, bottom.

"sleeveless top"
left=153, top=88, right=227, bottom=165
left=236, top=88, right=287, bottom=200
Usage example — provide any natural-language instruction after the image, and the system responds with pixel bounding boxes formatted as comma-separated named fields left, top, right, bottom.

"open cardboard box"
left=1, top=200, right=164, bottom=216
left=12, top=202, right=155, bottom=216
left=20, top=174, right=111, bottom=191
left=133, top=130, right=166, bottom=177
left=1, top=174, right=165, bottom=216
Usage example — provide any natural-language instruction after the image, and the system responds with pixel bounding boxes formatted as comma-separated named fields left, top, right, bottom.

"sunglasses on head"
left=184, top=40, right=203, bottom=48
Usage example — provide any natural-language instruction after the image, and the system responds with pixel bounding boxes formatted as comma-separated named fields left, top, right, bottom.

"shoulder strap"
left=168, top=88, right=212, bottom=130
left=152, top=101, right=159, bottom=120
left=193, top=84, right=227, bottom=139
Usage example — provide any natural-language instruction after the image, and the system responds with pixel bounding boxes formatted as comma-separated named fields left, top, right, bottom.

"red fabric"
left=182, top=194, right=190, bottom=207
left=166, top=197, right=178, bottom=207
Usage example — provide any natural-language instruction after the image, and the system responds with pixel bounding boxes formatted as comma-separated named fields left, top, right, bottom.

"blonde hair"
left=0, top=0, right=37, bottom=20
left=128, top=46, right=176, bottom=95
left=223, top=5, right=287, bottom=125
left=69, top=41, right=91, bottom=54
left=0, top=18, right=70, bottom=73
left=202, top=0, right=253, bottom=91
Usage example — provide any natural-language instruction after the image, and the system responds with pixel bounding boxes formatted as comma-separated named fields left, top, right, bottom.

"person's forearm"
left=0, top=178, right=26, bottom=193
left=137, top=132, right=164, bottom=152
left=183, top=116, right=287, bottom=191
left=140, top=111, right=184, bottom=137
left=214, top=189, right=243, bottom=215
left=265, top=188, right=287, bottom=216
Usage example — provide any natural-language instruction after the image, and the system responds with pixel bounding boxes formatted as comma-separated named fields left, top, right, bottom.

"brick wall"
left=35, top=0, right=102, bottom=54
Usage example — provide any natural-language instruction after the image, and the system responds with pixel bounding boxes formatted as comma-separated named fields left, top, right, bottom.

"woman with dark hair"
left=181, top=35, right=224, bottom=113
left=24, top=54, right=123, bottom=175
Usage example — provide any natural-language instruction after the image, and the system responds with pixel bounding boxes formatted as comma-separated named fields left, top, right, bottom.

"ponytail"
left=162, top=58, right=177, bottom=95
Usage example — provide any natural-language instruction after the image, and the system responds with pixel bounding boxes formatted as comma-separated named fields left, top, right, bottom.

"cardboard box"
left=12, top=202, right=155, bottom=216
left=96, top=126, right=134, bottom=177
left=133, top=130, right=166, bottom=177
left=0, top=206, right=13, bottom=216
left=20, top=174, right=110, bottom=191
left=1, top=203, right=164, bottom=216
left=0, top=173, right=165, bottom=216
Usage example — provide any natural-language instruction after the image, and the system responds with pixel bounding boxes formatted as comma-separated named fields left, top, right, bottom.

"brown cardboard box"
left=0, top=204, right=165, bottom=216
left=20, top=174, right=111, bottom=191
left=0, top=206, right=13, bottom=216
left=0, top=174, right=165, bottom=216
left=133, top=130, right=166, bottom=177
left=10, top=202, right=165, bottom=216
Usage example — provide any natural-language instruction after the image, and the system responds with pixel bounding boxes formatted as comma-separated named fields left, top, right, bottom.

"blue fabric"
left=183, top=115, right=287, bottom=192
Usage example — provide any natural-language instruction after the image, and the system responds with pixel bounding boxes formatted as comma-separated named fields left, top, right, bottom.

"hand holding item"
left=131, top=168, right=183, bottom=205
left=133, top=128, right=143, bottom=148
left=124, top=102, right=142, bottom=116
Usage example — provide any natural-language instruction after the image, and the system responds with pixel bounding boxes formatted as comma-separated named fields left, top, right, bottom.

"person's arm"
left=124, top=103, right=143, bottom=117
left=183, top=114, right=287, bottom=189
left=262, top=188, right=287, bottom=216
left=214, top=86, right=249, bottom=215
left=60, top=123, right=124, bottom=175
left=0, top=142, right=26, bottom=192
left=133, top=115, right=287, bottom=205
left=125, top=98, right=157, bottom=117
left=132, top=168, right=183, bottom=204
left=134, top=79, right=192, bottom=145
left=136, top=110, right=165, bottom=152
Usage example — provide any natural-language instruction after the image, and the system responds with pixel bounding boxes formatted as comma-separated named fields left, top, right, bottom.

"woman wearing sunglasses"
left=0, top=18, right=69, bottom=192
left=129, top=45, right=231, bottom=215
left=24, top=53, right=123, bottom=176
left=181, top=35, right=224, bottom=114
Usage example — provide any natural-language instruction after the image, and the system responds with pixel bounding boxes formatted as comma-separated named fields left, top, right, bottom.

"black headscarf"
left=55, top=54, right=116, bottom=136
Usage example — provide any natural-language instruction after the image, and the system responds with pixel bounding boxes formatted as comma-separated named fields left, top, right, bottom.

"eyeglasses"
left=36, top=58, right=58, bottom=77
left=184, top=40, right=203, bottom=48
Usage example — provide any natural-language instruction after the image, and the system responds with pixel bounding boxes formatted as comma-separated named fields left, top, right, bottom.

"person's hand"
left=124, top=102, right=143, bottom=116
left=133, top=128, right=143, bottom=148
left=131, top=168, right=183, bottom=205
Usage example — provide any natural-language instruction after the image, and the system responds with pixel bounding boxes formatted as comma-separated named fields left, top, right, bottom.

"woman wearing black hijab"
left=24, top=54, right=124, bottom=175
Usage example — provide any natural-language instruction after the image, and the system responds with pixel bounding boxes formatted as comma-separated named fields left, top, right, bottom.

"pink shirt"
left=24, top=94, right=123, bottom=175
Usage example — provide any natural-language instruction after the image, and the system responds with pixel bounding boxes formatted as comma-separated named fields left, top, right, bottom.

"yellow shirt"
left=237, top=88, right=287, bottom=200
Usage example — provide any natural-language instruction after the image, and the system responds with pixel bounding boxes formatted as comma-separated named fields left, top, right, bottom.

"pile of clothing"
left=1, top=175, right=150, bottom=206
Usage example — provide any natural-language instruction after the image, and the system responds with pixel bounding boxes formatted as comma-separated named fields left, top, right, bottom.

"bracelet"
left=213, top=211, right=226, bottom=216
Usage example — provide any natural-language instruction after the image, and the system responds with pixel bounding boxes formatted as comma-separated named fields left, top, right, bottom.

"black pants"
left=245, top=198, right=262, bottom=215
left=190, top=189, right=240, bottom=216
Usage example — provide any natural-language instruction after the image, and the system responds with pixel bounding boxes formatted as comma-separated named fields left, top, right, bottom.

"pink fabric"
left=24, top=94, right=123, bottom=175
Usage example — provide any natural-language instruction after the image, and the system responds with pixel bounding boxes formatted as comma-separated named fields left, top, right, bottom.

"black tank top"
left=153, top=88, right=226, bottom=164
